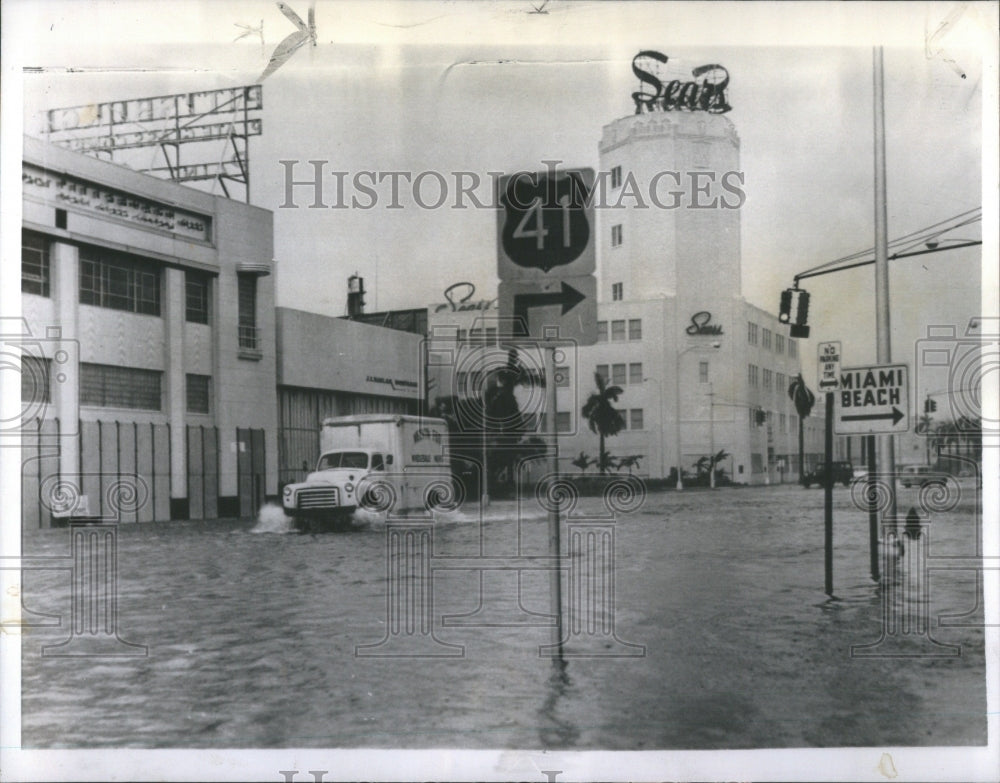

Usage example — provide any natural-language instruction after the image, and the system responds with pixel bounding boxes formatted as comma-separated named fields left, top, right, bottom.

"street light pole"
left=673, top=341, right=721, bottom=491
left=644, top=376, right=666, bottom=478
left=708, top=382, right=715, bottom=489
left=674, top=353, right=684, bottom=490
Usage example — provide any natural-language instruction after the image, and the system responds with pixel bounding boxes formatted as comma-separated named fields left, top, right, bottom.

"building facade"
left=543, top=110, right=833, bottom=483
left=20, top=135, right=279, bottom=525
left=275, top=307, right=422, bottom=487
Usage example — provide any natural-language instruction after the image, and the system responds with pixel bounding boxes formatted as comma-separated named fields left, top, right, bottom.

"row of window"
left=447, top=327, right=499, bottom=346
left=748, top=408, right=798, bottom=434
left=543, top=408, right=644, bottom=433
left=596, top=318, right=642, bottom=342
left=747, top=365, right=788, bottom=392
left=20, top=357, right=211, bottom=413
left=22, top=231, right=220, bottom=326
left=748, top=320, right=797, bottom=357
left=596, top=363, right=643, bottom=386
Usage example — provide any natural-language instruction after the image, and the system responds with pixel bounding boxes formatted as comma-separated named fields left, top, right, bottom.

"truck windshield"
left=317, top=451, right=369, bottom=470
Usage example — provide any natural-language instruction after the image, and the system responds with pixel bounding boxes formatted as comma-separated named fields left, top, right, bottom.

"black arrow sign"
left=841, top=406, right=904, bottom=426
left=512, top=282, right=586, bottom=336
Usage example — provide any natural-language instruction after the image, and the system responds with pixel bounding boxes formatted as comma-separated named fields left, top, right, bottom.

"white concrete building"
left=550, top=110, right=828, bottom=483
left=20, top=135, right=279, bottom=524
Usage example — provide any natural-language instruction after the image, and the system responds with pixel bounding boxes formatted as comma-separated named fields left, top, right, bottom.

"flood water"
left=18, top=483, right=987, bottom=749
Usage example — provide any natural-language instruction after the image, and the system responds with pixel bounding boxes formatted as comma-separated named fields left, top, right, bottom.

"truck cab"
left=283, top=449, right=391, bottom=526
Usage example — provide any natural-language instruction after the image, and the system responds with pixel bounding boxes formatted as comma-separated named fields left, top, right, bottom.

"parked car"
left=802, top=461, right=854, bottom=488
left=900, top=464, right=935, bottom=488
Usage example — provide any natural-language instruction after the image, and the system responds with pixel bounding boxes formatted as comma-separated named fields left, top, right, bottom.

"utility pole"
left=873, top=46, right=897, bottom=524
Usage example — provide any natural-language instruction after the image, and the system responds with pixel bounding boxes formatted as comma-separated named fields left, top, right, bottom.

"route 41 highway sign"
left=834, top=363, right=910, bottom=435
left=496, top=168, right=596, bottom=281
left=497, top=166, right=597, bottom=344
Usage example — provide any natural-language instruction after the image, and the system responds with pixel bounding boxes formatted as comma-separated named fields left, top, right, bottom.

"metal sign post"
left=824, top=392, right=834, bottom=597
left=545, top=344, right=564, bottom=659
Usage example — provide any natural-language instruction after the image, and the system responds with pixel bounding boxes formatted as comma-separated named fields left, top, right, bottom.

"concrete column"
left=164, top=268, right=186, bottom=502
left=51, top=242, right=79, bottom=484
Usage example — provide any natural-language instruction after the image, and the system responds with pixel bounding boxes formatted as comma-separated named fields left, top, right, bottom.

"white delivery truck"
left=282, top=414, right=452, bottom=530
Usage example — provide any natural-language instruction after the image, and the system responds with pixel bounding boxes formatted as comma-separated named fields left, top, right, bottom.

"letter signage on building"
left=686, top=311, right=723, bottom=336
left=631, top=51, right=732, bottom=115
left=434, top=282, right=497, bottom=314
left=22, top=164, right=212, bottom=242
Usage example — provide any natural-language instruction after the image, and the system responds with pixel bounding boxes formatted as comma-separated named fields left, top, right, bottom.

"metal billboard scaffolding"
left=43, top=85, right=263, bottom=203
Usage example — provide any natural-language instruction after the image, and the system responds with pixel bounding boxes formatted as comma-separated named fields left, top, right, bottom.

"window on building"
left=612, top=282, right=624, bottom=301
left=612, top=363, right=626, bottom=385
left=775, top=334, right=785, bottom=354
left=748, top=322, right=758, bottom=344
left=595, top=364, right=609, bottom=383
left=790, top=414, right=798, bottom=431
left=762, top=328, right=772, bottom=350
left=81, top=363, right=161, bottom=410
left=555, top=366, right=570, bottom=387
left=186, top=373, right=211, bottom=414
left=628, top=318, right=642, bottom=340
left=776, top=372, right=786, bottom=393
left=185, top=271, right=211, bottom=324
left=699, top=361, right=709, bottom=383
left=237, top=273, right=259, bottom=351
left=748, top=364, right=758, bottom=387
left=788, top=339, right=798, bottom=358
left=611, top=320, right=626, bottom=341
left=611, top=165, right=622, bottom=189
left=79, top=247, right=160, bottom=315
left=780, top=413, right=786, bottom=433
left=469, top=327, right=492, bottom=346
left=22, top=231, right=50, bottom=297
left=556, top=411, right=571, bottom=432
left=596, top=321, right=608, bottom=342
left=20, top=356, right=51, bottom=406
left=763, top=368, right=772, bottom=389
left=611, top=224, right=623, bottom=247
left=630, top=409, right=644, bottom=430
left=629, top=362, right=643, bottom=384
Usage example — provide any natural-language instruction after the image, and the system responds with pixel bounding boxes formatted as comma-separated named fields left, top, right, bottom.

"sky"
left=4, top=0, right=997, bottom=394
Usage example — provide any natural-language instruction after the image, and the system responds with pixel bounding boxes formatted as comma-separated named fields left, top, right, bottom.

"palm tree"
left=571, top=451, right=594, bottom=474
left=581, top=372, right=626, bottom=475
left=618, top=455, right=643, bottom=475
left=694, top=449, right=730, bottom=485
left=788, top=374, right=816, bottom=485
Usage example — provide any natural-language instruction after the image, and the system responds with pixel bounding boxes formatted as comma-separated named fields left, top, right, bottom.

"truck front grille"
left=297, top=487, right=340, bottom=508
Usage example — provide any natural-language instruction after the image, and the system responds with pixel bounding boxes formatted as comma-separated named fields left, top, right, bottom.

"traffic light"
left=790, top=289, right=810, bottom=338
left=778, top=288, right=794, bottom=324
left=925, top=397, right=937, bottom=413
